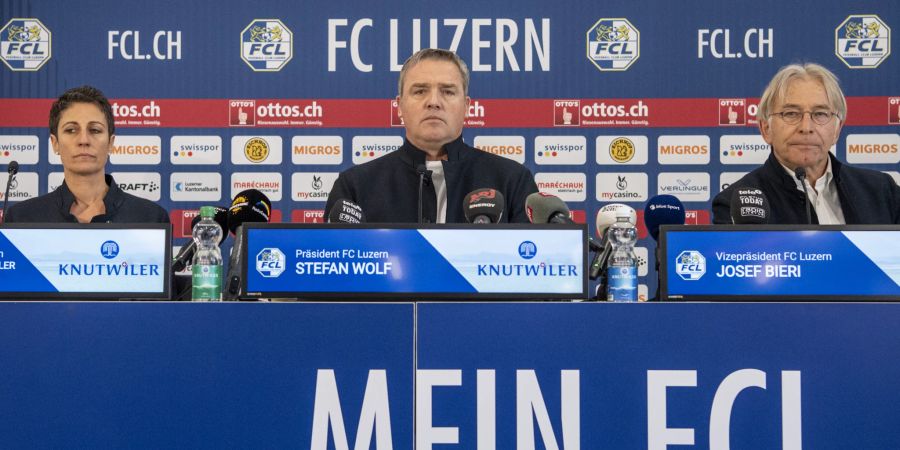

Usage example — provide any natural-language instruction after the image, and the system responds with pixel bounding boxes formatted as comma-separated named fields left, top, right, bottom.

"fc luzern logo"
left=835, top=15, right=891, bottom=69
left=0, top=18, right=51, bottom=71
left=241, top=19, right=293, bottom=71
left=586, top=18, right=639, bottom=71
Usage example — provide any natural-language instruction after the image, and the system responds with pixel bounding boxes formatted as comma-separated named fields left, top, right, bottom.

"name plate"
left=241, top=224, right=588, bottom=300
left=660, top=225, right=900, bottom=301
left=0, top=224, right=171, bottom=300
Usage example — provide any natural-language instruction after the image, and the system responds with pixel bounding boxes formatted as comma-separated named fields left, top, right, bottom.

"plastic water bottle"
left=191, top=206, right=223, bottom=302
left=606, top=210, right=638, bottom=302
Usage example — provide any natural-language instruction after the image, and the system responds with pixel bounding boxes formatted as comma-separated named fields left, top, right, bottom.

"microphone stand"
left=794, top=167, right=812, bottom=224
left=2, top=161, right=19, bottom=225
left=416, top=164, right=432, bottom=224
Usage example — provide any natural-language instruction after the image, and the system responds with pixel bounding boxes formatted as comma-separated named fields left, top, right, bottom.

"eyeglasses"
left=769, top=109, right=839, bottom=126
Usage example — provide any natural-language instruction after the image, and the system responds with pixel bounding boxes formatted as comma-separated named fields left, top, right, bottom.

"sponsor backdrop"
left=0, top=0, right=898, bottom=296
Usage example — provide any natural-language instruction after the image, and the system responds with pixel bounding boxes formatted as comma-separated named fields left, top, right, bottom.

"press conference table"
left=0, top=301, right=897, bottom=449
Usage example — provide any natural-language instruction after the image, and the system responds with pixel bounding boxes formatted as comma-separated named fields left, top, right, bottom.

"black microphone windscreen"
left=525, top=192, right=572, bottom=224
left=794, top=167, right=806, bottom=181
left=327, top=199, right=366, bottom=224
left=463, top=188, right=505, bottom=223
left=730, top=188, right=770, bottom=224
left=7, top=161, right=18, bottom=175
left=228, top=189, right=272, bottom=234
left=643, top=195, right=686, bottom=241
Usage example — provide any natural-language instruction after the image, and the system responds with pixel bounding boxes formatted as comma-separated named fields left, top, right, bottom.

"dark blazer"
left=712, top=152, right=900, bottom=224
left=326, top=136, right=538, bottom=223
left=5, top=174, right=170, bottom=224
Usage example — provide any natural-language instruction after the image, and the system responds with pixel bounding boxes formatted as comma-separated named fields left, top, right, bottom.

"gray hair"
left=397, top=48, right=470, bottom=97
left=757, top=63, right=847, bottom=123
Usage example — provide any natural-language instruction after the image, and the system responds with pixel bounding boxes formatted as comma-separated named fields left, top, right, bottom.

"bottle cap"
left=199, top=206, right=217, bottom=218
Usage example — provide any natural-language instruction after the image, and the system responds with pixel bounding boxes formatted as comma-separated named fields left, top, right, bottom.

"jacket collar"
left=57, top=174, right=123, bottom=217
left=399, top=135, right=467, bottom=167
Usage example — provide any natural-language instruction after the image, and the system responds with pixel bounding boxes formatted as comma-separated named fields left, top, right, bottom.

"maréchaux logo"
left=109, top=135, right=161, bottom=165
left=675, top=250, right=705, bottom=281
left=846, top=134, right=900, bottom=164
left=231, top=172, right=282, bottom=201
left=292, top=172, right=338, bottom=202
left=719, top=172, right=748, bottom=193
left=256, top=248, right=285, bottom=278
left=889, top=97, right=900, bottom=124
left=658, top=172, right=711, bottom=202
left=0, top=135, right=39, bottom=164
left=292, top=136, right=343, bottom=165
left=0, top=172, right=37, bottom=201
left=658, top=135, right=710, bottom=165
left=596, top=172, right=648, bottom=202
left=171, top=136, right=222, bottom=165
left=170, top=172, right=222, bottom=202
left=111, top=172, right=161, bottom=201
left=351, top=136, right=402, bottom=164
left=0, top=18, right=51, bottom=71
left=241, top=19, right=293, bottom=72
left=719, top=134, right=769, bottom=164
left=291, top=209, right=325, bottom=223
left=596, top=136, right=648, bottom=165
left=718, top=99, right=746, bottom=126
left=473, top=135, right=525, bottom=164
left=100, top=240, right=120, bottom=259
left=586, top=18, right=639, bottom=71
left=534, top=172, right=587, bottom=202
left=835, top=15, right=891, bottom=69
left=229, top=100, right=256, bottom=126
left=231, top=136, right=282, bottom=165
left=534, top=136, right=586, bottom=165
left=553, top=99, right=581, bottom=126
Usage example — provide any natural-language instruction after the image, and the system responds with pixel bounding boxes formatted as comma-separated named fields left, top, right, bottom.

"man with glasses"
left=712, top=63, right=900, bottom=224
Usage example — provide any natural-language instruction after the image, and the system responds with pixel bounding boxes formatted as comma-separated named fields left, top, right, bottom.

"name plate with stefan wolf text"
left=0, top=224, right=171, bottom=300
left=241, top=223, right=588, bottom=300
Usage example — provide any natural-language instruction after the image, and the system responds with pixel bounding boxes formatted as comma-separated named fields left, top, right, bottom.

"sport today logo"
left=835, top=15, right=891, bottom=69
left=0, top=18, right=51, bottom=71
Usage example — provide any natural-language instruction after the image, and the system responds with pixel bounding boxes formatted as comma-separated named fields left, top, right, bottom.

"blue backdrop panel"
left=0, top=303, right=414, bottom=449
left=417, top=303, right=900, bottom=449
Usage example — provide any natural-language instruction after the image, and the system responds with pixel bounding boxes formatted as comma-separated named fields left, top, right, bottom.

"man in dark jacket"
left=326, top=49, right=538, bottom=223
left=713, top=63, right=900, bottom=224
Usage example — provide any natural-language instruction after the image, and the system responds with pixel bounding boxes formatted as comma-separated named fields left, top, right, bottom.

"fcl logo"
left=241, top=19, right=293, bottom=71
left=0, top=18, right=51, bottom=71
left=586, top=18, right=639, bottom=71
left=835, top=15, right=891, bottom=69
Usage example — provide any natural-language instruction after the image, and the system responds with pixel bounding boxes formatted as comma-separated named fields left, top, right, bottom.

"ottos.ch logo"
left=586, top=18, right=639, bottom=71
left=609, top=137, right=635, bottom=163
left=244, top=137, right=270, bottom=163
left=835, top=15, right=891, bottom=69
left=241, top=19, right=293, bottom=72
left=0, top=18, right=51, bottom=71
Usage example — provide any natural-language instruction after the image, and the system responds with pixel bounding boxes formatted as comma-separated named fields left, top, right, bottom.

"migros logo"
left=111, top=145, right=159, bottom=155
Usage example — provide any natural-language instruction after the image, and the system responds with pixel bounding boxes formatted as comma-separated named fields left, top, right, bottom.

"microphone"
left=730, top=188, right=770, bottom=224
left=526, top=192, right=602, bottom=252
left=644, top=195, right=686, bottom=241
left=2, top=161, right=19, bottom=225
left=227, top=189, right=272, bottom=234
left=794, top=167, right=812, bottom=224
left=589, top=204, right=636, bottom=280
left=327, top=199, right=366, bottom=224
left=172, top=206, right=228, bottom=273
left=463, top=188, right=505, bottom=223
left=224, top=189, right=272, bottom=300
left=416, top=164, right=433, bottom=224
